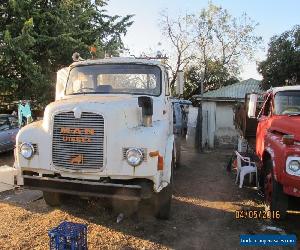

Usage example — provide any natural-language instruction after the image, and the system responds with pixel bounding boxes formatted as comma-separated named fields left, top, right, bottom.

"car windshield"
left=65, top=64, right=161, bottom=96
left=274, top=91, right=300, bottom=115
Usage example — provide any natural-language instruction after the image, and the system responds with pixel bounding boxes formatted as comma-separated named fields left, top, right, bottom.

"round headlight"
left=288, top=160, right=300, bottom=172
left=20, top=143, right=34, bottom=159
left=126, top=148, right=143, bottom=167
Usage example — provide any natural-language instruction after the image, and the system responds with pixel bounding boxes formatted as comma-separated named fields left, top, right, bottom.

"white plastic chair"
left=235, top=151, right=258, bottom=188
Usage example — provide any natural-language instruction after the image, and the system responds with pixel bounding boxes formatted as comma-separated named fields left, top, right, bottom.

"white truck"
left=15, top=57, right=183, bottom=219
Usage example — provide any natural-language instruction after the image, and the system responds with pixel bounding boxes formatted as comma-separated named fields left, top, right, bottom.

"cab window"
left=262, top=95, right=272, bottom=116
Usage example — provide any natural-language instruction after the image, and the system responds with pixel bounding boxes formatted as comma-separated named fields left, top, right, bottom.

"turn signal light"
left=283, top=135, right=294, bottom=145
left=158, top=155, right=164, bottom=170
left=149, top=151, right=159, bottom=157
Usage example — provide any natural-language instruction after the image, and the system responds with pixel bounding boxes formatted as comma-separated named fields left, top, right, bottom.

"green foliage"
left=258, top=25, right=300, bottom=90
left=183, top=61, right=238, bottom=99
left=0, top=0, right=133, bottom=107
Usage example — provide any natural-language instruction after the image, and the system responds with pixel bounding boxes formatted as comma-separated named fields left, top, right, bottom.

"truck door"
left=256, top=94, right=274, bottom=159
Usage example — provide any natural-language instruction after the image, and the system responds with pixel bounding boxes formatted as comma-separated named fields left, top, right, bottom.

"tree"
left=258, top=25, right=300, bottom=90
left=183, top=61, right=238, bottom=99
left=159, top=12, right=195, bottom=91
left=0, top=0, right=133, bottom=107
left=160, top=3, right=262, bottom=98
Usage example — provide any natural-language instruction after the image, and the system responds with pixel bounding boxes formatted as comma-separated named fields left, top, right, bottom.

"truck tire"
left=264, top=160, right=288, bottom=219
left=154, top=184, right=172, bottom=220
left=153, top=159, right=173, bottom=220
left=43, top=191, right=62, bottom=207
left=174, top=139, right=182, bottom=169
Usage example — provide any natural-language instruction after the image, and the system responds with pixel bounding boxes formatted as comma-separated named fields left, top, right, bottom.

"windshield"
left=65, top=64, right=161, bottom=96
left=274, top=90, right=300, bottom=115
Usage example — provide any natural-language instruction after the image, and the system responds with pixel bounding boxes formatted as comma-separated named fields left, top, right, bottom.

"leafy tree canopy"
left=183, top=60, right=238, bottom=100
left=0, top=0, right=133, bottom=107
left=258, top=25, right=300, bottom=90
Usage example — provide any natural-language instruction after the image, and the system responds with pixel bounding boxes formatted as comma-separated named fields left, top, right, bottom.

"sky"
left=106, top=0, right=300, bottom=80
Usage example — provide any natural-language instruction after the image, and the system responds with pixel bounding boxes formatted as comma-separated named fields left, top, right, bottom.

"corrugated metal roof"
left=195, top=78, right=262, bottom=100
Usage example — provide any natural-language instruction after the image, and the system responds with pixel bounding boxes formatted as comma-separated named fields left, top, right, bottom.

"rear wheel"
left=264, top=160, right=288, bottom=219
left=43, top=191, right=62, bottom=207
left=175, top=139, right=182, bottom=169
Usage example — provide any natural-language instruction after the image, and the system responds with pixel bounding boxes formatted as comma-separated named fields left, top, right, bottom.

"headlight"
left=20, top=142, right=34, bottom=159
left=288, top=160, right=300, bottom=172
left=126, top=148, right=143, bottom=167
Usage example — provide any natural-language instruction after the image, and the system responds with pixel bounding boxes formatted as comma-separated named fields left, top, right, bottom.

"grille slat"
left=52, top=112, right=104, bottom=170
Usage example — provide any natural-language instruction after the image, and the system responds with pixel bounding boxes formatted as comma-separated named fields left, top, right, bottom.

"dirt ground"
left=0, top=146, right=299, bottom=250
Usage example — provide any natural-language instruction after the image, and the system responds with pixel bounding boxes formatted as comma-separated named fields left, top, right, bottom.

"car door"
left=7, top=116, right=19, bottom=150
left=0, top=116, right=12, bottom=152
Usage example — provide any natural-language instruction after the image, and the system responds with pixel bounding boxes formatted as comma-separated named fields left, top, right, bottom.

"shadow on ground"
left=0, top=145, right=299, bottom=249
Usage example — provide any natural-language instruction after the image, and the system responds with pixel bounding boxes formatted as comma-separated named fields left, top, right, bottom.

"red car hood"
left=270, top=116, right=300, bottom=141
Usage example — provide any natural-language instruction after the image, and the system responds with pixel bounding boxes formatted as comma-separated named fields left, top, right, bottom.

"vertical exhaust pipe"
left=138, top=96, right=153, bottom=127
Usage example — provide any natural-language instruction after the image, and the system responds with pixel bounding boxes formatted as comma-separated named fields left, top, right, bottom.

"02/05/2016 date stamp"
left=235, top=210, right=281, bottom=219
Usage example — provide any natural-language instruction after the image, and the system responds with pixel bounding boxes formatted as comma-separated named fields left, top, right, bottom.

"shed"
left=193, top=78, right=262, bottom=148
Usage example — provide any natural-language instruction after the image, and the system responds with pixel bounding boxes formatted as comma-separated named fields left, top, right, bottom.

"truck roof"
left=70, top=57, right=163, bottom=67
left=268, top=85, right=300, bottom=94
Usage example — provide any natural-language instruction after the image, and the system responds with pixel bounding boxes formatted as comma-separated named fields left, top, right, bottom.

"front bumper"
left=23, top=175, right=144, bottom=201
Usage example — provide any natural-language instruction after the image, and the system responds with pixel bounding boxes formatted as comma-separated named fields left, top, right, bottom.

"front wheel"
left=43, top=191, right=62, bottom=207
left=153, top=158, right=174, bottom=220
left=264, top=160, right=288, bottom=219
left=153, top=184, right=172, bottom=220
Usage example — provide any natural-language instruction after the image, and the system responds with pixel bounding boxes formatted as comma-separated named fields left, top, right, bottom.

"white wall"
left=202, top=102, right=216, bottom=148
left=187, top=102, right=238, bottom=149
left=186, top=107, right=198, bottom=147
left=202, top=101, right=238, bottom=148
left=215, top=105, right=235, bottom=129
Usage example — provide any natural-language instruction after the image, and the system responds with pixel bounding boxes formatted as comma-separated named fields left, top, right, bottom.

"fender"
left=263, top=147, right=274, bottom=163
left=264, top=130, right=289, bottom=181
left=161, top=134, right=174, bottom=187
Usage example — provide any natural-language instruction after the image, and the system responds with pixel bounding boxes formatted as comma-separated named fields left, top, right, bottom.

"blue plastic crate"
left=48, top=221, right=87, bottom=250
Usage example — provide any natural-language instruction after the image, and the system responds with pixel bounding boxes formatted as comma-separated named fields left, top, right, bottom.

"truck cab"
left=249, top=86, right=300, bottom=217
left=15, top=57, right=181, bottom=219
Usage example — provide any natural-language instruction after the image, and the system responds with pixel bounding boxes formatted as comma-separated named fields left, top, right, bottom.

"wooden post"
left=195, top=80, right=203, bottom=152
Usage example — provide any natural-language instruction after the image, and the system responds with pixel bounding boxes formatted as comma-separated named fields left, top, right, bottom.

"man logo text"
left=60, top=127, right=95, bottom=135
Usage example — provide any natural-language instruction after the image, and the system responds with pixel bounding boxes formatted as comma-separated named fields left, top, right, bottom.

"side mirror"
left=56, top=67, right=70, bottom=100
left=176, top=70, right=184, bottom=95
left=248, top=94, right=258, bottom=118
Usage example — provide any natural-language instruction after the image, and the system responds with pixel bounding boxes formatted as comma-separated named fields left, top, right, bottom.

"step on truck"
left=14, top=57, right=184, bottom=219
left=248, top=86, right=300, bottom=218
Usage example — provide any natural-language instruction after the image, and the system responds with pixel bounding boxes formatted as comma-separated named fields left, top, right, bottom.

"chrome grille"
left=52, top=112, right=104, bottom=170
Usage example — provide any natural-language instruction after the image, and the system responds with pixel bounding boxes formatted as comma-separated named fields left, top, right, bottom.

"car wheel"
left=43, top=191, right=62, bottom=207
